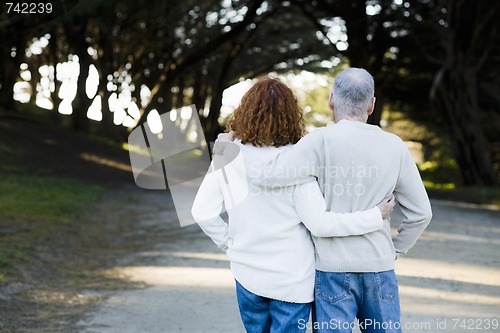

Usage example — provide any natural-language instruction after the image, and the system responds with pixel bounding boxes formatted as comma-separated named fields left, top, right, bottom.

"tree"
left=294, top=0, right=498, bottom=186
left=292, top=0, right=410, bottom=125
left=0, top=0, right=80, bottom=110
left=414, top=0, right=498, bottom=185
left=0, top=12, right=32, bottom=109
left=4, top=0, right=497, bottom=187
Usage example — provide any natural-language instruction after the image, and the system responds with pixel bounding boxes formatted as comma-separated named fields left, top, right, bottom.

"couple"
left=191, top=68, right=432, bottom=333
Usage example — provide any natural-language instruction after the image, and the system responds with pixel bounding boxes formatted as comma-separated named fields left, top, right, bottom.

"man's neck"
left=335, top=116, right=367, bottom=123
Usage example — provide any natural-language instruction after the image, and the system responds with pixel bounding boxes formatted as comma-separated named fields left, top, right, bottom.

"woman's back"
left=222, top=141, right=315, bottom=303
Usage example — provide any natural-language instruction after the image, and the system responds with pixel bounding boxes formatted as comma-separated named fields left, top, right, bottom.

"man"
left=216, top=67, right=432, bottom=332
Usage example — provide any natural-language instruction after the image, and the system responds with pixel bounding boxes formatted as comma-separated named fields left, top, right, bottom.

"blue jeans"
left=312, top=270, right=402, bottom=333
left=235, top=280, right=312, bottom=333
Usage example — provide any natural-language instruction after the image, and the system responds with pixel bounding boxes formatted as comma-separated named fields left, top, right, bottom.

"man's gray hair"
left=331, top=68, right=374, bottom=119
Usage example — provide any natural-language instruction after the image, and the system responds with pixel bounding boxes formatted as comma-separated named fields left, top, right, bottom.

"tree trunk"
left=71, top=52, right=91, bottom=132
left=368, top=88, right=384, bottom=126
left=97, top=81, right=116, bottom=135
left=430, top=0, right=497, bottom=186
left=175, top=76, right=185, bottom=109
left=434, top=66, right=496, bottom=186
left=342, top=0, right=370, bottom=69
left=206, top=84, right=224, bottom=142
left=95, top=55, right=116, bottom=136
left=191, top=73, right=204, bottom=113
left=49, top=26, right=63, bottom=123
left=0, top=33, right=23, bottom=110
left=28, top=58, right=41, bottom=105
left=64, top=17, right=91, bottom=132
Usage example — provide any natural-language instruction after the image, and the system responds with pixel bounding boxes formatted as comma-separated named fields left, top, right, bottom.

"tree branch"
left=411, top=34, right=445, bottom=66
left=291, top=0, right=341, bottom=54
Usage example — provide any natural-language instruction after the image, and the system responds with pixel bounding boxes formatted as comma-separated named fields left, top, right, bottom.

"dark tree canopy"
left=0, top=0, right=498, bottom=185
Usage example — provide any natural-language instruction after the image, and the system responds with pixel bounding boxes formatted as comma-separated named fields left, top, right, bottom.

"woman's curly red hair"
left=226, top=77, right=305, bottom=147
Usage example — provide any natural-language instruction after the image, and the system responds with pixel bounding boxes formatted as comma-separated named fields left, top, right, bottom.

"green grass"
left=419, top=159, right=461, bottom=190
left=0, top=175, right=103, bottom=282
left=416, top=155, right=499, bottom=207
left=419, top=161, right=500, bottom=206
left=427, top=186, right=500, bottom=207
left=0, top=175, right=102, bottom=223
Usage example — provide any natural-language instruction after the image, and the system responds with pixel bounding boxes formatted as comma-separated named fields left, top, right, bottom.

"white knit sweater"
left=247, top=120, right=433, bottom=272
left=191, top=140, right=385, bottom=303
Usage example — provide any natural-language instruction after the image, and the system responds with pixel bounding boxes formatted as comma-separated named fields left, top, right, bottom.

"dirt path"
left=76, top=191, right=500, bottom=333
left=75, top=188, right=244, bottom=333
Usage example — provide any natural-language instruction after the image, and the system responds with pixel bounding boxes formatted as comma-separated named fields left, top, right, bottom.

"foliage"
left=383, top=104, right=464, bottom=182
left=281, top=72, right=334, bottom=128
left=408, top=0, right=499, bottom=185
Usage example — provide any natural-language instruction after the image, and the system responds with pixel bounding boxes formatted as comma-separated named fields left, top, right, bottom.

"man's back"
left=314, top=120, right=432, bottom=272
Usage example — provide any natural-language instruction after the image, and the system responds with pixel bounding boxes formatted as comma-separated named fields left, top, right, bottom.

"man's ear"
left=367, top=97, right=376, bottom=116
left=328, top=93, right=334, bottom=111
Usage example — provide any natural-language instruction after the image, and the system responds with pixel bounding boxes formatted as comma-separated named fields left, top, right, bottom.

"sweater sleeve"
left=392, top=144, right=433, bottom=257
left=293, top=181, right=384, bottom=237
left=191, top=164, right=230, bottom=252
left=249, top=129, right=326, bottom=188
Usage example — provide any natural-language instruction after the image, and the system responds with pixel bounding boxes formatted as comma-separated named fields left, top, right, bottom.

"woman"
left=191, top=77, right=394, bottom=333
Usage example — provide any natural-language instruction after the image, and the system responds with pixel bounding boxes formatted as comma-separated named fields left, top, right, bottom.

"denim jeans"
left=235, top=280, right=312, bottom=333
left=312, top=270, right=402, bottom=333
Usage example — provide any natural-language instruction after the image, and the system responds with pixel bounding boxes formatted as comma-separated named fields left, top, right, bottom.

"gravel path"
left=78, top=192, right=500, bottom=333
